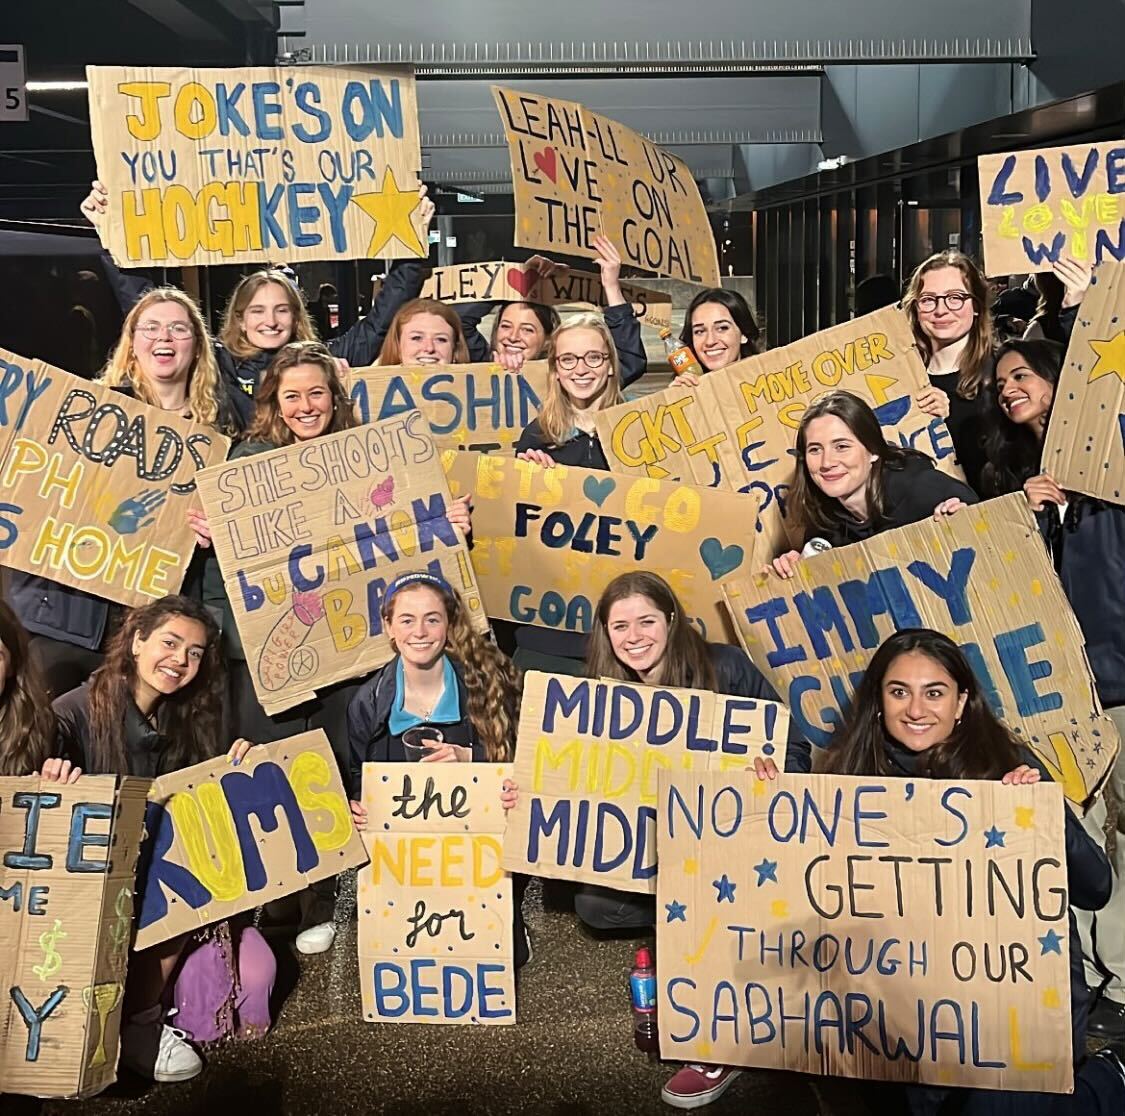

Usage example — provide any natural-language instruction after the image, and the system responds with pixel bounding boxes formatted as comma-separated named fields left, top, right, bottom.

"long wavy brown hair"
left=585, top=572, right=716, bottom=690
left=218, top=270, right=316, bottom=359
left=243, top=341, right=358, bottom=447
left=0, top=599, right=55, bottom=776
left=378, top=298, right=471, bottom=365
left=382, top=581, right=521, bottom=761
left=83, top=596, right=224, bottom=776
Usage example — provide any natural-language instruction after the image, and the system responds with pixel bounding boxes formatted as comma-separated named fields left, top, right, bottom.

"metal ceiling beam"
left=124, top=0, right=227, bottom=44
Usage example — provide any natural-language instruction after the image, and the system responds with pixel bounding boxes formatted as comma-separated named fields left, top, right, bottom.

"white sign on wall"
left=0, top=45, right=27, bottom=122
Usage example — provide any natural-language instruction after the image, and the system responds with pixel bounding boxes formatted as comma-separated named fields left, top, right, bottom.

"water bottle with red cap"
left=630, top=945, right=658, bottom=1056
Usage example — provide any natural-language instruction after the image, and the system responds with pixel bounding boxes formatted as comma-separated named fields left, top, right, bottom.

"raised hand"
left=1052, top=256, right=1092, bottom=310
left=80, top=179, right=109, bottom=226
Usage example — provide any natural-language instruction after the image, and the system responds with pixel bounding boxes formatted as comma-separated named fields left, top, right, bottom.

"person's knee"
left=573, top=890, right=616, bottom=930
left=238, top=928, right=277, bottom=991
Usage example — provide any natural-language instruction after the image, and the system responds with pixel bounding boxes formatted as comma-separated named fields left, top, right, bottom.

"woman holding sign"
left=677, top=287, right=762, bottom=373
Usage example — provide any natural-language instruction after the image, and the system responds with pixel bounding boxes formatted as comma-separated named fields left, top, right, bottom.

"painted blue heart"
left=699, top=537, right=744, bottom=580
left=583, top=475, right=617, bottom=506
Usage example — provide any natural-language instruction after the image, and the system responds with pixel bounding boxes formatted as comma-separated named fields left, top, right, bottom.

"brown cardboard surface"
left=134, top=731, right=367, bottom=951
left=979, top=140, right=1125, bottom=276
left=1, top=774, right=148, bottom=1099
left=493, top=86, right=720, bottom=286
left=721, top=493, right=1120, bottom=808
left=350, top=361, right=550, bottom=454
left=504, top=672, right=788, bottom=893
left=1040, top=259, right=1125, bottom=502
left=87, top=65, right=423, bottom=268
left=195, top=410, right=487, bottom=715
left=0, top=347, right=230, bottom=607
left=442, top=450, right=762, bottom=644
left=657, top=771, right=1073, bottom=1093
left=358, top=763, right=514, bottom=1025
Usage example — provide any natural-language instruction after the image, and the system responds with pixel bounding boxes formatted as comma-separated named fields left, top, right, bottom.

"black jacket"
left=514, top=420, right=609, bottom=470
left=928, top=351, right=994, bottom=494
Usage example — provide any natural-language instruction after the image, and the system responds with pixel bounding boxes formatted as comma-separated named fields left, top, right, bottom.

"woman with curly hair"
left=0, top=599, right=55, bottom=777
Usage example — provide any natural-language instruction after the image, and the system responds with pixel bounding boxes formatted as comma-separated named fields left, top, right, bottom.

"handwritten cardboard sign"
left=979, top=140, right=1125, bottom=276
left=0, top=347, right=230, bottom=607
left=592, top=307, right=956, bottom=555
left=1041, top=260, right=1125, bottom=502
left=721, top=493, right=1120, bottom=808
left=493, top=86, right=720, bottom=286
left=442, top=450, right=761, bottom=643
left=134, top=731, right=366, bottom=951
left=196, top=410, right=487, bottom=715
left=504, top=672, right=788, bottom=893
left=420, top=261, right=673, bottom=330
left=658, top=771, right=1073, bottom=1092
left=358, top=763, right=514, bottom=1025
left=350, top=362, right=549, bottom=454
left=87, top=65, right=424, bottom=268
left=1, top=774, right=148, bottom=1099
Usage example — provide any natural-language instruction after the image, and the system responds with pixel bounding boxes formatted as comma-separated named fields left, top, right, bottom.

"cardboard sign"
left=87, top=65, right=424, bottom=268
left=493, top=86, right=720, bottom=286
left=1, top=774, right=148, bottom=1099
left=442, top=450, right=761, bottom=643
left=657, top=771, right=1073, bottom=1093
left=592, top=307, right=957, bottom=554
left=979, top=140, right=1125, bottom=276
left=195, top=410, right=487, bottom=715
left=420, top=261, right=673, bottom=330
left=350, top=362, right=549, bottom=454
left=721, top=493, right=1120, bottom=807
left=134, top=731, right=366, bottom=951
left=358, top=763, right=514, bottom=1026
left=1041, top=259, right=1125, bottom=502
left=504, top=672, right=788, bottom=893
left=0, top=348, right=230, bottom=607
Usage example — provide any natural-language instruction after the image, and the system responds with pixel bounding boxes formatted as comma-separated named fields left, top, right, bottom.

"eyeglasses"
left=137, top=321, right=193, bottom=339
left=556, top=351, right=609, bottom=371
left=916, top=292, right=972, bottom=314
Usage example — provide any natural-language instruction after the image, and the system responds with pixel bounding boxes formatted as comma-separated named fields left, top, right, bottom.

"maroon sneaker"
left=661, top=1063, right=742, bottom=1109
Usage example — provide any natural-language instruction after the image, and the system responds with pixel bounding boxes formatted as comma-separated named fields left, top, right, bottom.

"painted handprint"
left=107, top=489, right=167, bottom=534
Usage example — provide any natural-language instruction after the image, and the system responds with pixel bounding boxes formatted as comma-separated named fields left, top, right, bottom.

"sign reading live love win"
left=196, top=411, right=487, bottom=715
left=979, top=139, right=1125, bottom=276
left=0, top=348, right=230, bottom=607
left=658, top=772, right=1074, bottom=1093
left=503, top=672, right=788, bottom=893
left=493, top=86, right=720, bottom=286
left=87, top=66, right=424, bottom=268
left=443, top=450, right=760, bottom=643
left=721, top=494, right=1121, bottom=807
left=1, top=775, right=148, bottom=1099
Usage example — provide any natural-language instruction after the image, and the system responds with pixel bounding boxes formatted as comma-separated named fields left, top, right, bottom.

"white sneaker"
left=295, top=921, right=336, bottom=954
left=120, top=1007, right=202, bottom=1083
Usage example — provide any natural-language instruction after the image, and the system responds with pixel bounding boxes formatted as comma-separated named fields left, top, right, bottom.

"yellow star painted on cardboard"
left=350, top=168, right=424, bottom=257
left=1088, top=329, right=1125, bottom=384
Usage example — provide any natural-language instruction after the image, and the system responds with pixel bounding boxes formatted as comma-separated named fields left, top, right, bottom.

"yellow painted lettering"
left=324, top=535, right=360, bottom=580
left=440, top=835, right=466, bottom=886
left=472, top=835, right=503, bottom=887
left=67, top=527, right=110, bottom=578
left=289, top=750, right=352, bottom=852
left=29, top=516, right=71, bottom=568
left=118, top=80, right=172, bottom=141
left=38, top=454, right=83, bottom=507
left=998, top=206, right=1020, bottom=240
left=168, top=784, right=247, bottom=902
left=1021, top=203, right=1052, bottom=233
left=122, top=188, right=168, bottom=261
left=408, top=837, right=436, bottom=885
left=324, top=588, right=366, bottom=651
left=388, top=508, right=417, bottom=556
left=173, top=82, right=217, bottom=140
left=609, top=411, right=655, bottom=468
left=532, top=737, right=583, bottom=793
left=662, top=486, right=700, bottom=532
left=2, top=437, right=47, bottom=485
left=370, top=838, right=406, bottom=885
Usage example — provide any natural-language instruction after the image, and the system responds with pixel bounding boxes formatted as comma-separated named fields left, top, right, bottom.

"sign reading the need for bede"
left=493, top=86, right=720, bottom=286
left=0, top=348, right=230, bottom=607
left=87, top=65, right=424, bottom=268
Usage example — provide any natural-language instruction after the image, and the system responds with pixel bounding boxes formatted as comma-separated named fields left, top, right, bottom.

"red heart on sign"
left=533, top=146, right=558, bottom=183
left=507, top=267, right=538, bottom=297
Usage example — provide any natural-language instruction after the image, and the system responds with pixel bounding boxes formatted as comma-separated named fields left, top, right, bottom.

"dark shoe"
left=1089, top=996, right=1125, bottom=1040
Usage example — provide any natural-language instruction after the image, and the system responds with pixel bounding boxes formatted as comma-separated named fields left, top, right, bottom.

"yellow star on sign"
left=1088, top=330, right=1125, bottom=384
left=350, top=168, right=424, bottom=257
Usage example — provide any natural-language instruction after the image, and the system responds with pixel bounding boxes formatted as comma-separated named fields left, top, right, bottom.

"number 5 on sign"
left=0, top=45, right=28, bottom=121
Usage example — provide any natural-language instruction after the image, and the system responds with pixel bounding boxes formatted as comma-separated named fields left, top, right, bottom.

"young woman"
left=346, top=571, right=530, bottom=965
left=1023, top=256, right=1091, bottom=344
left=677, top=287, right=761, bottom=373
left=49, top=595, right=273, bottom=1083
left=377, top=297, right=472, bottom=365
left=982, top=338, right=1125, bottom=1043
left=824, top=628, right=1124, bottom=1115
left=771, top=391, right=978, bottom=578
left=0, top=599, right=55, bottom=776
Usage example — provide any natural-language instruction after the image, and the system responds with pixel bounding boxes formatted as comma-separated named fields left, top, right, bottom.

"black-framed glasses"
left=137, top=321, right=193, bottom=339
left=916, top=292, right=972, bottom=313
left=556, top=351, right=609, bottom=371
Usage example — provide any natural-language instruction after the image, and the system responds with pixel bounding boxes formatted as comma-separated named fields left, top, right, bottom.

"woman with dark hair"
left=824, top=628, right=1124, bottom=1115
left=678, top=287, right=761, bottom=373
left=0, top=599, right=56, bottom=777
left=772, top=391, right=978, bottom=577
left=1024, top=256, right=1091, bottom=344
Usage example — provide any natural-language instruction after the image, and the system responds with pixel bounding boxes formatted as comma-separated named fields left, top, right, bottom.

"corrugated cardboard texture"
left=657, top=771, right=1073, bottom=1093
left=420, top=262, right=673, bottom=329
left=1, top=774, right=148, bottom=1099
left=592, top=307, right=958, bottom=555
left=350, top=361, right=550, bottom=454
left=442, top=450, right=762, bottom=643
left=0, top=347, right=230, bottom=607
left=505, top=672, right=789, bottom=893
left=358, top=763, right=515, bottom=1025
left=979, top=140, right=1125, bottom=276
left=493, top=86, right=720, bottom=286
left=196, top=410, right=487, bottom=715
left=721, top=493, right=1120, bottom=808
left=87, top=65, right=423, bottom=268
left=1041, top=259, right=1125, bottom=501
left=134, top=731, right=366, bottom=951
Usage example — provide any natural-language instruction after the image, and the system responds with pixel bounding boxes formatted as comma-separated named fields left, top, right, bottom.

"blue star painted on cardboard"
left=984, top=826, right=1006, bottom=848
left=1038, top=929, right=1063, bottom=956
left=712, top=875, right=736, bottom=903
left=753, top=858, right=778, bottom=886
left=665, top=900, right=687, bottom=923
